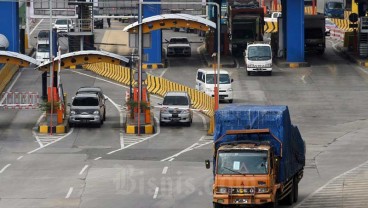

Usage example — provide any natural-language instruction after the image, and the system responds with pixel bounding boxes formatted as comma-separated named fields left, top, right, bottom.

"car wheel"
left=103, top=112, right=106, bottom=121
left=186, top=121, right=191, bottom=127
left=247, top=71, right=251, bottom=76
left=69, top=122, right=74, bottom=128
left=229, top=99, right=233, bottom=103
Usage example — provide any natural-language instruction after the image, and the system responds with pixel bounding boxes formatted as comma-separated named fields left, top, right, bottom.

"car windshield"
left=38, top=31, right=49, bottom=39
left=170, top=38, right=189, bottom=44
left=163, top=96, right=189, bottom=105
left=72, top=97, right=99, bottom=106
left=38, top=44, right=50, bottom=52
left=56, top=19, right=68, bottom=25
left=206, top=74, right=231, bottom=84
left=327, top=2, right=343, bottom=9
left=248, top=46, right=271, bottom=60
left=217, top=151, right=268, bottom=175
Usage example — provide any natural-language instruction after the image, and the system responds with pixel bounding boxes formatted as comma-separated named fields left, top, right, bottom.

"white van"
left=35, top=30, right=50, bottom=63
left=195, top=68, right=234, bottom=103
left=36, top=39, right=50, bottom=63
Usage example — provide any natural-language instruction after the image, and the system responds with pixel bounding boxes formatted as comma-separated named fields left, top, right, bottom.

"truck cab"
left=244, top=42, right=272, bottom=76
left=213, top=142, right=276, bottom=206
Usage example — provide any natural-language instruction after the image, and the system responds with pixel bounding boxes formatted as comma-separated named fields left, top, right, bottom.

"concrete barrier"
left=83, top=63, right=215, bottom=117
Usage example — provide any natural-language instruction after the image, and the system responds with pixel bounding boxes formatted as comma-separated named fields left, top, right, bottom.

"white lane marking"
left=105, top=95, right=124, bottom=149
left=65, top=187, right=73, bottom=199
left=161, top=139, right=213, bottom=162
left=0, top=164, right=11, bottom=174
left=30, top=19, right=44, bottom=35
left=161, top=143, right=198, bottom=162
left=294, top=160, right=368, bottom=208
left=32, top=113, right=46, bottom=147
left=28, top=128, right=74, bottom=154
left=153, top=187, right=159, bottom=199
left=195, top=111, right=207, bottom=130
left=199, top=136, right=205, bottom=141
left=107, top=116, right=160, bottom=155
left=94, top=157, right=102, bottom=161
left=79, top=165, right=89, bottom=175
left=162, top=166, right=168, bottom=174
left=0, top=72, right=22, bottom=105
left=17, top=156, right=24, bottom=160
left=159, top=68, right=169, bottom=77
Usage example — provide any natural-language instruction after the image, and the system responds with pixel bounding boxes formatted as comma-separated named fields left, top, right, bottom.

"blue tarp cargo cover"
left=214, top=105, right=305, bottom=183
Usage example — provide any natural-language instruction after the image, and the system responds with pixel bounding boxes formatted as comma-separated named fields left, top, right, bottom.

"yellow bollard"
left=25, top=33, right=29, bottom=50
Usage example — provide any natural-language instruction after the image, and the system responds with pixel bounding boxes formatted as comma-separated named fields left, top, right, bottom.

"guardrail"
left=83, top=63, right=215, bottom=117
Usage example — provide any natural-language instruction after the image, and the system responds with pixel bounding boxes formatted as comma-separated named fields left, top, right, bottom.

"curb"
left=38, top=123, right=69, bottom=134
left=274, top=60, right=310, bottom=68
left=125, top=124, right=155, bottom=134
left=142, top=63, right=166, bottom=70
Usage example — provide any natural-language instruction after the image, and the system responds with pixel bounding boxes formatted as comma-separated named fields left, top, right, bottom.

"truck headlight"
left=93, top=111, right=99, bottom=115
left=70, top=110, right=76, bottom=115
left=256, top=187, right=269, bottom=193
left=217, top=187, right=228, bottom=194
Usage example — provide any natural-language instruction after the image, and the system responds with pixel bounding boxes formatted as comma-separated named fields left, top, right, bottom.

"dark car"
left=94, top=18, right=103, bottom=29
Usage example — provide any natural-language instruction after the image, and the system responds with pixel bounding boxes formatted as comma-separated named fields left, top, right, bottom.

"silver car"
left=68, top=93, right=106, bottom=127
left=159, top=91, right=193, bottom=126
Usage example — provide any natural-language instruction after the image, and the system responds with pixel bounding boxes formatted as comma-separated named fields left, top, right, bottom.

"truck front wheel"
left=294, top=178, right=299, bottom=202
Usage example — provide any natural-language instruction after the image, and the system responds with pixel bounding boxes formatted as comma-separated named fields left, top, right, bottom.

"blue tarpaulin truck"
left=206, top=105, right=305, bottom=208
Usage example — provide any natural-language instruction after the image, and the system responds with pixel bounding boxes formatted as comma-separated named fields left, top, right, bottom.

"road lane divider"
left=153, top=187, right=159, bottom=199
left=162, top=166, right=168, bottom=175
left=65, top=187, right=73, bottom=199
left=0, top=164, right=11, bottom=174
left=79, top=165, right=89, bottom=175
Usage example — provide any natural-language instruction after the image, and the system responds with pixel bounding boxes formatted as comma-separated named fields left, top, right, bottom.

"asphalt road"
left=1, top=20, right=368, bottom=208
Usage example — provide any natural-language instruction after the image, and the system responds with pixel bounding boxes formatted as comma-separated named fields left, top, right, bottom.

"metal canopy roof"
left=123, top=13, right=216, bottom=32
left=0, top=51, right=41, bottom=66
left=37, top=50, right=130, bottom=69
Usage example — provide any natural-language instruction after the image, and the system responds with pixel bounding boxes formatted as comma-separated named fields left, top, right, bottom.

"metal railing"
left=73, top=19, right=93, bottom=33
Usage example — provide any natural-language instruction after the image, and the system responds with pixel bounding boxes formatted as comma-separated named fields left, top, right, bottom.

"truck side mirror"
left=231, top=78, right=234, bottom=83
left=67, top=103, right=71, bottom=107
left=205, top=160, right=210, bottom=169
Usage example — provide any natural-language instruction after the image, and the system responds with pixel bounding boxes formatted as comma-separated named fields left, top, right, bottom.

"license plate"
left=172, top=114, right=178, bottom=118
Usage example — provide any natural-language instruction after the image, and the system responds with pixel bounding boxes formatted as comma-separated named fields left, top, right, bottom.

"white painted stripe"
left=107, top=116, right=160, bottom=155
left=65, top=187, right=73, bottom=199
left=79, top=165, right=89, bottom=175
left=28, top=128, right=74, bottom=154
left=153, top=187, right=159, bottom=199
left=159, top=68, right=169, bottom=77
left=161, top=143, right=198, bottom=161
left=17, top=156, right=23, bottom=160
left=94, top=157, right=102, bottom=161
left=162, top=166, right=168, bottom=174
left=0, top=72, right=22, bottom=105
left=105, top=95, right=124, bottom=149
left=0, top=164, right=11, bottom=173
left=30, top=19, right=44, bottom=35
left=168, top=158, right=175, bottom=162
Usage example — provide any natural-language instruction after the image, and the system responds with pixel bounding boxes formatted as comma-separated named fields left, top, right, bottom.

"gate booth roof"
left=123, top=13, right=216, bottom=33
left=36, top=50, right=130, bottom=72
left=0, top=51, right=41, bottom=67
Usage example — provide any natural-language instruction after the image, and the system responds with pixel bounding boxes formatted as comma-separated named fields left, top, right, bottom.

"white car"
left=53, top=19, right=74, bottom=33
left=166, top=37, right=191, bottom=57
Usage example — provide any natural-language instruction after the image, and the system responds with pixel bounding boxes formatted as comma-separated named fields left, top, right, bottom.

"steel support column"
left=143, top=0, right=161, bottom=64
left=0, top=2, right=19, bottom=52
left=285, top=0, right=304, bottom=62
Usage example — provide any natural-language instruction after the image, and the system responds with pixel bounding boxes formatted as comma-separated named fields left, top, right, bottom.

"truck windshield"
left=327, top=2, right=343, bottom=9
left=247, top=46, right=271, bottom=60
left=217, top=151, right=268, bottom=175
left=38, top=44, right=50, bottom=52
left=72, top=97, right=99, bottom=106
left=206, top=74, right=230, bottom=84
